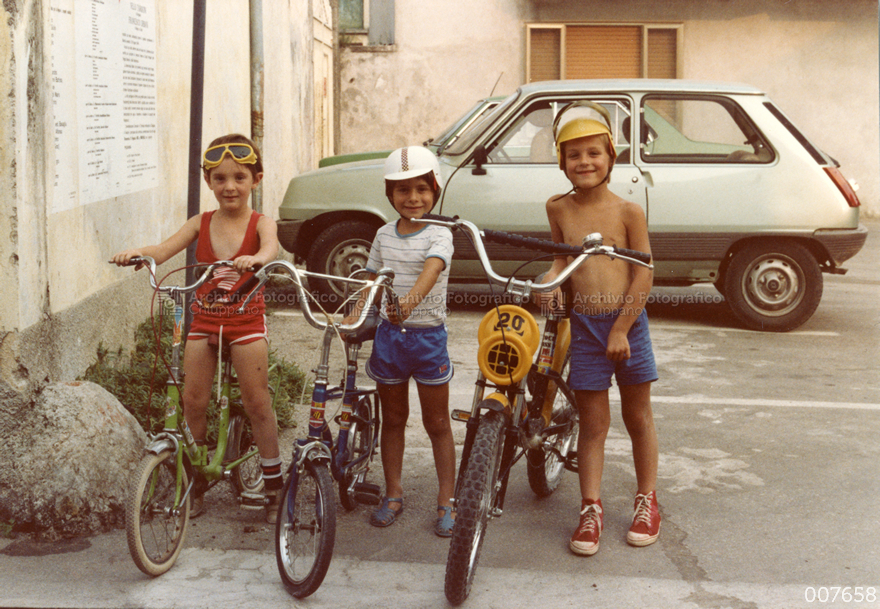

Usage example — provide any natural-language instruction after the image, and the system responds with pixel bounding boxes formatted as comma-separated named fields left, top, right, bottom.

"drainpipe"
left=185, top=0, right=207, bottom=327
left=250, top=0, right=264, bottom=213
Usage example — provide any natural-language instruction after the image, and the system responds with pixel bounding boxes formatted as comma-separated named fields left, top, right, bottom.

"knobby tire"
left=445, top=409, right=505, bottom=605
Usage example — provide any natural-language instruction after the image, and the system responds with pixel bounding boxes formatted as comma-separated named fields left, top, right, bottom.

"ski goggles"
left=202, top=143, right=259, bottom=170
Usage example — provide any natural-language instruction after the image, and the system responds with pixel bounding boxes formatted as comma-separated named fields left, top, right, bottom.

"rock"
left=0, top=381, right=147, bottom=539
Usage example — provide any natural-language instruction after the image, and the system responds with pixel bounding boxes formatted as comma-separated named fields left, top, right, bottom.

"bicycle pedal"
left=563, top=451, right=579, bottom=473
left=239, top=491, right=266, bottom=510
left=353, top=482, right=381, bottom=504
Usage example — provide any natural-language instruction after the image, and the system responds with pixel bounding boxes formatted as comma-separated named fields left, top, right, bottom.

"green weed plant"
left=80, top=313, right=309, bottom=444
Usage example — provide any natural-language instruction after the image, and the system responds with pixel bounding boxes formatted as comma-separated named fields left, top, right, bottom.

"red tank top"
left=192, top=210, right=265, bottom=319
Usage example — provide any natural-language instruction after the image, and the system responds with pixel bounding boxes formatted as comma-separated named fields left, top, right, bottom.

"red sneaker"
left=569, top=499, right=603, bottom=556
left=627, top=491, right=661, bottom=547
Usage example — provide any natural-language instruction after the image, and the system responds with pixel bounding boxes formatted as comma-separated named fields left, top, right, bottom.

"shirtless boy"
left=541, top=102, right=660, bottom=556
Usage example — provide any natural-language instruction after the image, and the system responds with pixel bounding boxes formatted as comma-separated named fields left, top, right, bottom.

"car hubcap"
left=742, top=254, right=804, bottom=316
left=327, top=241, right=370, bottom=295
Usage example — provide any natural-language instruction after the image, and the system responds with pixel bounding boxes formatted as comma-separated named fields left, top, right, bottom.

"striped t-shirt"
left=365, top=221, right=454, bottom=326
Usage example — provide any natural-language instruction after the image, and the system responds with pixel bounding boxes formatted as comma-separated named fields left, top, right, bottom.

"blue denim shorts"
left=366, top=321, right=454, bottom=386
left=569, top=308, right=658, bottom=391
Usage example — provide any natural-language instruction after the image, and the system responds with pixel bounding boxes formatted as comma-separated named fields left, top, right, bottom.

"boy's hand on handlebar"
left=110, top=249, right=145, bottom=268
left=232, top=255, right=262, bottom=274
left=384, top=301, right=411, bottom=325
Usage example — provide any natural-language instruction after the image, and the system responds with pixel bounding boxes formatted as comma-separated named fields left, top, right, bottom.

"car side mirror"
left=472, top=145, right=488, bottom=175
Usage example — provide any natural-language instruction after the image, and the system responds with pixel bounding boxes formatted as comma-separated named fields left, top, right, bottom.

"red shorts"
left=187, top=314, right=268, bottom=346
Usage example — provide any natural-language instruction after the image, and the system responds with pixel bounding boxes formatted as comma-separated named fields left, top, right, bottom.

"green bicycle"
left=120, top=257, right=270, bottom=576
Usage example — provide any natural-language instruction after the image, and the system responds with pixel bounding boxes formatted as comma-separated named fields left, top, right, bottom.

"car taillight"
left=824, top=167, right=861, bottom=207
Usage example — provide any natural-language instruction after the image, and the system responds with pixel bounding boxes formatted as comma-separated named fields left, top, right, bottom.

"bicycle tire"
left=445, top=408, right=505, bottom=605
left=527, top=353, right=577, bottom=497
left=125, top=450, right=190, bottom=576
left=339, top=398, right=373, bottom=510
left=275, top=458, right=337, bottom=598
left=228, top=415, right=265, bottom=495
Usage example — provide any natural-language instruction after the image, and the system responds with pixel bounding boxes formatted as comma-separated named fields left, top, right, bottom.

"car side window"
left=486, top=102, right=556, bottom=164
left=641, top=97, right=774, bottom=164
left=486, top=99, right=633, bottom=165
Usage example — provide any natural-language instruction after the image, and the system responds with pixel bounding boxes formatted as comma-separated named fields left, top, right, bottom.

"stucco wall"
left=0, top=0, right=315, bottom=392
left=337, top=0, right=879, bottom=216
left=339, top=0, right=528, bottom=151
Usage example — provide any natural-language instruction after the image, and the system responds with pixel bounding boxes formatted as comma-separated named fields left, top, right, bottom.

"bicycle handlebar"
left=114, top=256, right=236, bottom=295
left=417, top=213, right=653, bottom=299
left=233, top=260, right=396, bottom=333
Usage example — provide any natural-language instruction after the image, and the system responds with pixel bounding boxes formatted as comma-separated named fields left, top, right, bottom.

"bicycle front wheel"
left=527, top=353, right=577, bottom=497
left=275, top=459, right=337, bottom=598
left=125, top=450, right=190, bottom=576
left=445, top=408, right=505, bottom=606
left=228, top=415, right=265, bottom=495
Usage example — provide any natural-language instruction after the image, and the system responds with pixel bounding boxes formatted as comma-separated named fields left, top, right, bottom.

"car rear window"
left=763, top=102, right=829, bottom=165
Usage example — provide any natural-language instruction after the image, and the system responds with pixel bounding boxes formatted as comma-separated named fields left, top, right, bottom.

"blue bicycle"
left=237, top=262, right=396, bottom=598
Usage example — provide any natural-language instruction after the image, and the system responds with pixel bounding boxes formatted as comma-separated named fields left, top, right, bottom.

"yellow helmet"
left=553, top=101, right=616, bottom=169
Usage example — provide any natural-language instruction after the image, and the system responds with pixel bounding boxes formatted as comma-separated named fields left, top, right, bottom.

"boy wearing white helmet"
left=540, top=102, right=661, bottom=556
left=345, top=146, right=456, bottom=537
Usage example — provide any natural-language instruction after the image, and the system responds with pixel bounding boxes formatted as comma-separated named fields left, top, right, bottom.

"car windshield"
left=443, top=90, right=520, bottom=157
left=427, top=100, right=499, bottom=153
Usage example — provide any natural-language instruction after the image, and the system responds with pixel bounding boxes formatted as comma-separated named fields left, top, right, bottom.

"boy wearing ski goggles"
left=202, top=141, right=262, bottom=176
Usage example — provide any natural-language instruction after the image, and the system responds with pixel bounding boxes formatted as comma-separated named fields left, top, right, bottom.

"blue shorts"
left=569, top=309, right=658, bottom=391
left=366, top=321, right=454, bottom=386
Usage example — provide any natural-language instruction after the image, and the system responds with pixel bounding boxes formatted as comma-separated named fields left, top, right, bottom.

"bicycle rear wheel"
left=275, top=458, right=337, bottom=598
left=126, top=450, right=190, bottom=576
left=445, top=408, right=505, bottom=605
left=339, top=397, right=374, bottom=510
left=228, top=414, right=265, bottom=495
left=527, top=354, right=577, bottom=497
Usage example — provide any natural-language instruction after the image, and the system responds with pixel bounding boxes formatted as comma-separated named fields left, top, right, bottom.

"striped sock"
left=261, top=456, right=283, bottom=490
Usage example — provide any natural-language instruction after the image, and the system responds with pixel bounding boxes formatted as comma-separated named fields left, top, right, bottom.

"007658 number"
left=804, top=587, right=876, bottom=603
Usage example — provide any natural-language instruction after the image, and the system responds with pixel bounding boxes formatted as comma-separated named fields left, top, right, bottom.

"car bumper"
left=814, top=224, right=869, bottom=267
left=277, top=219, right=305, bottom=253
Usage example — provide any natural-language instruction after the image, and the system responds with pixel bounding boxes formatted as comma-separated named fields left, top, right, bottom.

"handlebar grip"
left=109, top=256, right=147, bottom=267
left=612, top=247, right=652, bottom=265
left=482, top=229, right=583, bottom=256
left=422, top=213, right=458, bottom=223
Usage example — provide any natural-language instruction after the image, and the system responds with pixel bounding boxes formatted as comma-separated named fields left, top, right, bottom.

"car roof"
left=520, top=79, right=766, bottom=96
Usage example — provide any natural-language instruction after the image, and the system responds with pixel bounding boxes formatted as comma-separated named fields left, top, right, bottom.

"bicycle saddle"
left=344, top=305, right=380, bottom=344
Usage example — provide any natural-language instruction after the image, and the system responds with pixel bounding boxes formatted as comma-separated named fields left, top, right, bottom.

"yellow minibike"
left=409, top=215, right=654, bottom=606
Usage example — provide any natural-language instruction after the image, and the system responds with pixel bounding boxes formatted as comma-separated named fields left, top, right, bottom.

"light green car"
left=278, top=80, right=867, bottom=331
left=316, top=97, right=503, bottom=167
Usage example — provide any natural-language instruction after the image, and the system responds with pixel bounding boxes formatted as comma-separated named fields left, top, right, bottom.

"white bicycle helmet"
left=384, top=146, right=443, bottom=206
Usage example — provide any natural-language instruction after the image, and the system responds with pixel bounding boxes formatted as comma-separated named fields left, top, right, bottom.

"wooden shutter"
left=647, top=28, right=677, bottom=79
left=529, top=28, right=561, bottom=82
left=565, top=26, right=641, bottom=79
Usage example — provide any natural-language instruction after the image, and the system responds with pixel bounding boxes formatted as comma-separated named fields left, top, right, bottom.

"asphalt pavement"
left=2, top=220, right=878, bottom=609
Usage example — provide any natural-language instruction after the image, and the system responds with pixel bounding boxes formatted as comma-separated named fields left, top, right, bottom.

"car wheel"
left=724, top=241, right=823, bottom=332
left=306, top=221, right=377, bottom=307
